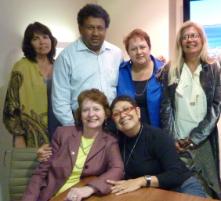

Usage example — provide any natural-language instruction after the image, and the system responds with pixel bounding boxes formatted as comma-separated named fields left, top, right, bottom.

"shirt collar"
left=183, top=63, right=202, bottom=77
left=194, top=63, right=202, bottom=76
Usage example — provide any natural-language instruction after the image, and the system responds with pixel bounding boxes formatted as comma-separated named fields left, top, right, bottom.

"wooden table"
left=50, top=178, right=219, bottom=201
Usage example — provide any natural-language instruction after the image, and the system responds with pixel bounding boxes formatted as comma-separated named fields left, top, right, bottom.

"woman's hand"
left=175, top=141, right=185, bottom=153
left=176, top=139, right=195, bottom=153
left=36, top=144, right=52, bottom=162
left=65, top=186, right=95, bottom=201
left=107, top=177, right=145, bottom=195
left=157, top=55, right=167, bottom=63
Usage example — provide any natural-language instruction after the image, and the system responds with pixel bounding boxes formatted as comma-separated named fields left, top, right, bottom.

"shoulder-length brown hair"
left=22, top=22, right=57, bottom=63
left=74, top=89, right=111, bottom=129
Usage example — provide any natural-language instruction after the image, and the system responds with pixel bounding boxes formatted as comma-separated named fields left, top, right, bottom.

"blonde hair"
left=169, top=21, right=211, bottom=85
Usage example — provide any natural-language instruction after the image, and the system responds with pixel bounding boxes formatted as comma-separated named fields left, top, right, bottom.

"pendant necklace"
left=75, top=137, right=94, bottom=169
left=80, top=137, right=94, bottom=156
left=135, top=80, right=148, bottom=97
left=123, top=125, right=143, bottom=167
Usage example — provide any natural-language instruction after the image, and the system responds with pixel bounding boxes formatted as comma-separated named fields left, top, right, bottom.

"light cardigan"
left=3, top=58, right=49, bottom=147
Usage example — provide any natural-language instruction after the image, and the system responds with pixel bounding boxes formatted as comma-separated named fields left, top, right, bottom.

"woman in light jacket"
left=160, top=21, right=221, bottom=198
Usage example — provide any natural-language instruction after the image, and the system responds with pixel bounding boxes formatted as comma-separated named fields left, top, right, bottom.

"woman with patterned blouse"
left=3, top=22, right=59, bottom=148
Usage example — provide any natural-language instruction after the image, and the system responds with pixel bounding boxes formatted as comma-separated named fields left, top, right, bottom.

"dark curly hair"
left=22, top=22, right=57, bottom=63
left=74, top=88, right=110, bottom=128
left=77, top=4, right=110, bottom=28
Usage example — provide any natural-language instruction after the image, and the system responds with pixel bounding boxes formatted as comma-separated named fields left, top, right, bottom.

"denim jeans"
left=174, top=176, right=207, bottom=198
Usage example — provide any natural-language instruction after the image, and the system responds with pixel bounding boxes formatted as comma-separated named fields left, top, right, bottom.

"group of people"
left=3, top=3, right=221, bottom=201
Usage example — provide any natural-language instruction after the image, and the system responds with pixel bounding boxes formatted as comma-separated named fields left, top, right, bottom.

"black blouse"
left=119, top=124, right=192, bottom=189
left=133, top=80, right=150, bottom=124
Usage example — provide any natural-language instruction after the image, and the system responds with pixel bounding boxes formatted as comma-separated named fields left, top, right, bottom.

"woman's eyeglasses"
left=181, top=33, right=200, bottom=41
left=112, top=106, right=135, bottom=118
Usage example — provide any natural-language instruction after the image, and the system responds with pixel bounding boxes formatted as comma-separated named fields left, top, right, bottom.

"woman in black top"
left=107, top=96, right=206, bottom=197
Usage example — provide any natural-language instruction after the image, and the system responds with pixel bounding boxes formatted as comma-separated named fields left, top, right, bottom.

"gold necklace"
left=75, top=139, right=94, bottom=169
left=80, top=138, right=94, bottom=155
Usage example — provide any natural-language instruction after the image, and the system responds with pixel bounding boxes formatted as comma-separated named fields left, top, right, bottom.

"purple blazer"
left=22, top=126, right=124, bottom=201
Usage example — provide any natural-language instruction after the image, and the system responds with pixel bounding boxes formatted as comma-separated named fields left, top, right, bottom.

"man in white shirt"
left=52, top=4, right=123, bottom=126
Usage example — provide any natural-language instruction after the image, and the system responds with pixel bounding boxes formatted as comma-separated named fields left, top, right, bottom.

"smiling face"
left=112, top=101, right=141, bottom=137
left=31, top=32, right=52, bottom=57
left=79, top=16, right=106, bottom=53
left=181, top=26, right=203, bottom=58
left=81, top=98, right=106, bottom=132
left=127, top=36, right=151, bottom=65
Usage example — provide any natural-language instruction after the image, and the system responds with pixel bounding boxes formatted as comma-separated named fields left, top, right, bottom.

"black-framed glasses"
left=112, top=106, right=135, bottom=119
left=181, top=33, right=200, bottom=41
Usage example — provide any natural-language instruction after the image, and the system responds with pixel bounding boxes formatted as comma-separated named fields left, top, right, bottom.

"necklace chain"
left=123, top=125, right=143, bottom=167
left=80, top=140, right=94, bottom=155
left=75, top=139, right=94, bottom=169
left=135, top=80, right=148, bottom=96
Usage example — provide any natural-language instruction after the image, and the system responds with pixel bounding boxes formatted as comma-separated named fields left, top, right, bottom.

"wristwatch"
left=144, top=175, right=152, bottom=187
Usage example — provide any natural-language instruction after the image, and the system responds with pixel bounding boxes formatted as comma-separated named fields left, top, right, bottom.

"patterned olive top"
left=3, top=58, right=49, bottom=147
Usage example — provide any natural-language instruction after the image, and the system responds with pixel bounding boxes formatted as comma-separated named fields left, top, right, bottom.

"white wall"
left=169, top=0, right=184, bottom=58
left=98, top=0, right=169, bottom=59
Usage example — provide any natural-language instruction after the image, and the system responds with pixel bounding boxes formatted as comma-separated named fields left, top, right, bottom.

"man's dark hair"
left=22, top=22, right=57, bottom=63
left=77, top=4, right=110, bottom=28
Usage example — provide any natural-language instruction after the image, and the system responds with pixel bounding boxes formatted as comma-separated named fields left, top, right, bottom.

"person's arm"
left=152, top=131, right=191, bottom=189
left=160, top=88, right=175, bottom=136
left=65, top=186, right=95, bottom=201
left=189, top=62, right=221, bottom=145
left=160, top=65, right=178, bottom=139
left=107, top=175, right=159, bottom=195
left=52, top=53, right=75, bottom=126
left=3, top=65, right=27, bottom=147
left=21, top=129, right=61, bottom=201
left=86, top=138, right=124, bottom=195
